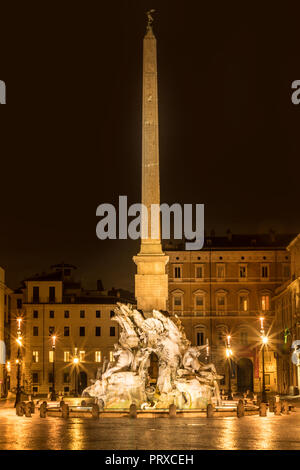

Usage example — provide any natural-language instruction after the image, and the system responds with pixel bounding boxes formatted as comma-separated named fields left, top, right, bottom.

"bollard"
left=169, top=404, right=176, bottom=418
left=40, top=403, right=47, bottom=418
left=16, top=402, right=24, bottom=416
left=91, top=403, right=99, bottom=419
left=129, top=403, right=137, bottom=419
left=206, top=404, right=214, bottom=418
left=237, top=402, right=245, bottom=418
left=259, top=402, right=267, bottom=417
left=25, top=402, right=32, bottom=418
left=282, top=400, right=289, bottom=415
left=274, top=402, right=281, bottom=416
left=61, top=403, right=69, bottom=419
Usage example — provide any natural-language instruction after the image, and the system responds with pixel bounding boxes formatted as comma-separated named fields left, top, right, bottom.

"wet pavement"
left=1, top=401, right=300, bottom=450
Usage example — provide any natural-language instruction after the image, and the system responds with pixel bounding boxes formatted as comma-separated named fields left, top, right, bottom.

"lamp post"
left=50, top=335, right=57, bottom=401
left=225, top=335, right=233, bottom=400
left=73, top=353, right=79, bottom=397
left=14, top=317, right=23, bottom=407
left=260, top=317, right=268, bottom=403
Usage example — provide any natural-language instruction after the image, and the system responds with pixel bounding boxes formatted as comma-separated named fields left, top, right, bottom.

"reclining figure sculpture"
left=83, top=303, right=222, bottom=409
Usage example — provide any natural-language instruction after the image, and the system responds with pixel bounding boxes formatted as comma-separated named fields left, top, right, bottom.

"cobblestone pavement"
left=1, top=403, right=300, bottom=450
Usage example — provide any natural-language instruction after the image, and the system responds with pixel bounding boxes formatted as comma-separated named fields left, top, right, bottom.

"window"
left=64, top=386, right=70, bottom=393
left=49, top=326, right=55, bottom=336
left=48, top=372, right=54, bottom=383
left=33, top=286, right=39, bottom=303
left=109, top=351, right=114, bottom=362
left=239, top=295, right=249, bottom=312
left=64, top=351, right=70, bottom=362
left=80, top=310, right=85, bottom=318
left=110, top=311, right=115, bottom=318
left=216, top=264, right=225, bottom=278
left=32, top=351, right=39, bottom=363
left=261, top=265, right=269, bottom=278
left=79, top=327, right=85, bottom=337
left=261, top=295, right=270, bottom=311
left=240, top=331, right=248, bottom=345
left=95, top=326, right=101, bottom=336
left=33, top=326, right=39, bottom=336
left=195, top=295, right=204, bottom=310
left=174, top=296, right=182, bottom=306
left=17, top=298, right=22, bottom=309
left=197, top=332, right=204, bottom=346
left=96, top=310, right=101, bottom=318
left=63, top=373, right=70, bottom=383
left=64, top=326, right=70, bottom=337
left=216, top=293, right=226, bottom=314
left=110, top=327, right=115, bottom=337
left=49, top=350, right=54, bottom=363
left=49, top=286, right=55, bottom=303
left=49, top=310, right=54, bottom=319
left=239, top=265, right=247, bottom=278
left=79, top=351, right=85, bottom=362
left=32, top=372, right=39, bottom=384
left=195, top=265, right=203, bottom=279
left=33, top=310, right=38, bottom=319
left=64, top=310, right=70, bottom=318
left=64, top=268, right=71, bottom=276
left=174, top=266, right=181, bottom=279
left=95, top=351, right=101, bottom=362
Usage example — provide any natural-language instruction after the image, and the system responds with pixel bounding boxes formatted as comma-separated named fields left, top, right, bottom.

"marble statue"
left=82, top=303, right=222, bottom=409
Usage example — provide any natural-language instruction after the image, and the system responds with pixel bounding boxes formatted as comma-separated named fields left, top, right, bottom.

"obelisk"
left=133, top=10, right=169, bottom=313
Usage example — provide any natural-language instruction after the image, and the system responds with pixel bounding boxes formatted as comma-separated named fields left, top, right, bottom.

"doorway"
left=237, top=358, right=253, bottom=393
left=78, top=371, right=87, bottom=395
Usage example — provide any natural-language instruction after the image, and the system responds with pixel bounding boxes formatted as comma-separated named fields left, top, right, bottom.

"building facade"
left=8, top=264, right=134, bottom=397
left=274, top=234, right=300, bottom=394
left=165, top=233, right=295, bottom=395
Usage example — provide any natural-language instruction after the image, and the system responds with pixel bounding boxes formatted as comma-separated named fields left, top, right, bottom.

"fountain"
left=82, top=303, right=222, bottom=410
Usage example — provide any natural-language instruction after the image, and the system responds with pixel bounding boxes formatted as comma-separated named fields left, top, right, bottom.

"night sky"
left=0, top=1, right=299, bottom=291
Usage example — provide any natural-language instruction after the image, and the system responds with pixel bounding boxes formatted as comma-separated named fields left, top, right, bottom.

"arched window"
left=238, top=290, right=249, bottom=312
left=194, top=325, right=206, bottom=346
left=171, top=289, right=184, bottom=313
left=216, top=290, right=227, bottom=315
left=193, top=289, right=206, bottom=315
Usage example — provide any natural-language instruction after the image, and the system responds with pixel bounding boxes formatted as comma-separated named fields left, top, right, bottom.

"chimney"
left=226, top=229, right=232, bottom=241
left=269, top=229, right=276, bottom=242
left=97, top=280, right=104, bottom=291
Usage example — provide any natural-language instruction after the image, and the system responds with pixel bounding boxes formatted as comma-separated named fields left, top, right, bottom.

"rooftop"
left=164, top=233, right=297, bottom=252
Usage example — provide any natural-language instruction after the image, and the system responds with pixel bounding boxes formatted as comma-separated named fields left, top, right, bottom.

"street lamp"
left=50, top=335, right=57, bottom=401
left=14, top=317, right=23, bottom=407
left=73, top=352, right=79, bottom=397
left=225, top=335, right=233, bottom=400
left=260, top=317, right=268, bottom=403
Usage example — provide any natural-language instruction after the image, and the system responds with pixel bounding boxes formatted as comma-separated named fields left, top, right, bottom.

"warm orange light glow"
left=73, top=357, right=79, bottom=364
left=52, top=335, right=56, bottom=347
left=16, top=337, right=23, bottom=347
left=259, top=317, right=265, bottom=330
left=15, top=359, right=19, bottom=364
left=16, top=318, right=22, bottom=329
left=6, top=361, right=11, bottom=372
left=262, top=335, right=268, bottom=344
